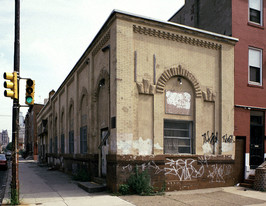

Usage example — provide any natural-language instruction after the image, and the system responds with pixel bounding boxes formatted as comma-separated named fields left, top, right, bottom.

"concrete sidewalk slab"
left=120, top=187, right=266, bottom=206
left=2, top=159, right=134, bottom=206
left=3, top=159, right=266, bottom=206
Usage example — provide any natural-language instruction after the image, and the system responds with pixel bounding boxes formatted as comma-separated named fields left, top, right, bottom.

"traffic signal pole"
left=11, top=0, right=20, bottom=203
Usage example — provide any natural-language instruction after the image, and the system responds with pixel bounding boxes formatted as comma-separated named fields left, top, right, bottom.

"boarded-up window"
left=165, top=90, right=191, bottom=115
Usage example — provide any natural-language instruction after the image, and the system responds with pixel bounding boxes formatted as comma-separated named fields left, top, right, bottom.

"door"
left=250, top=111, right=264, bottom=169
left=101, top=128, right=109, bottom=177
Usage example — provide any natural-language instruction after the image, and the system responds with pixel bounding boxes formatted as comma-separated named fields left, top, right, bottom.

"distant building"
left=19, top=112, right=25, bottom=150
left=24, top=104, right=44, bottom=160
left=1, top=130, right=9, bottom=146
left=169, top=0, right=266, bottom=181
left=0, top=130, right=9, bottom=152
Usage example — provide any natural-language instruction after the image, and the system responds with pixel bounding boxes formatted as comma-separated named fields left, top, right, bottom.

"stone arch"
left=60, top=107, right=65, bottom=120
left=54, top=114, right=58, bottom=135
left=93, top=69, right=110, bottom=102
left=60, top=107, right=65, bottom=133
left=156, top=65, right=202, bottom=97
left=68, top=98, right=74, bottom=131
left=79, top=87, right=88, bottom=111
left=69, top=98, right=74, bottom=113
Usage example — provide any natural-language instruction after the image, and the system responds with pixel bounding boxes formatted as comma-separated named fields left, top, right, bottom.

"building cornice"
left=133, top=25, right=221, bottom=50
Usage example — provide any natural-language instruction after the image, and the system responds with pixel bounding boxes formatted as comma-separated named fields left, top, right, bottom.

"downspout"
left=153, top=54, right=156, bottom=154
left=219, top=46, right=222, bottom=155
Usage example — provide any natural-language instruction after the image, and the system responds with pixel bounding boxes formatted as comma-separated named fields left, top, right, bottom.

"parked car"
left=5, top=151, right=11, bottom=160
left=0, top=154, right=8, bottom=170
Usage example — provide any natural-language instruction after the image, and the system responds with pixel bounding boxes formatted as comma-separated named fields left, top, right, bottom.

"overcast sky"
left=0, top=0, right=184, bottom=137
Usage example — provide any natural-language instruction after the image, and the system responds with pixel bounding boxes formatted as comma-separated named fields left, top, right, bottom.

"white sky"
left=0, top=0, right=184, bottom=137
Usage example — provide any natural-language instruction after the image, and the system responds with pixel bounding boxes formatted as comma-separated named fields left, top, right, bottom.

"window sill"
left=247, top=83, right=264, bottom=89
left=247, top=22, right=264, bottom=29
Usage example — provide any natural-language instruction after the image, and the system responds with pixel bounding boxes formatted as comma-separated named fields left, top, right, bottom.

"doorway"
left=250, top=111, right=264, bottom=169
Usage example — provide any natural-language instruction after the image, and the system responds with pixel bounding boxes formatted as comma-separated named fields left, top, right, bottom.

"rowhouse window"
left=249, top=0, right=263, bottom=25
left=164, top=120, right=193, bottom=154
left=249, top=48, right=262, bottom=85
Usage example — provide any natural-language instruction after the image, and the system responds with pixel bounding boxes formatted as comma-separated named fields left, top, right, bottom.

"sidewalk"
left=2, top=159, right=134, bottom=206
left=2, top=159, right=266, bottom=206
left=121, top=186, right=266, bottom=206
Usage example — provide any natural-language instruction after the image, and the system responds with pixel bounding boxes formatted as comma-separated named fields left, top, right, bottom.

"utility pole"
left=11, top=0, right=20, bottom=202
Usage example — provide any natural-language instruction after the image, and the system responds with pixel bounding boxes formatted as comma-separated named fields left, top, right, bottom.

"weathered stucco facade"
left=37, top=10, right=238, bottom=192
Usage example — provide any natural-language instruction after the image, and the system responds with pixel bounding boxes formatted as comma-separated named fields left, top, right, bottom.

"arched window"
left=69, top=104, right=74, bottom=154
left=54, top=117, right=58, bottom=154
left=61, top=111, right=65, bottom=154
left=80, top=95, right=87, bottom=154
left=163, top=76, right=195, bottom=154
left=49, top=121, right=52, bottom=153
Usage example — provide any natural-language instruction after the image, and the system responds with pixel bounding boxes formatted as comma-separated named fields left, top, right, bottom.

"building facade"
left=0, top=130, right=9, bottom=152
left=19, top=112, right=25, bottom=150
left=24, top=104, right=44, bottom=160
left=37, top=10, right=238, bottom=191
left=170, top=0, right=266, bottom=180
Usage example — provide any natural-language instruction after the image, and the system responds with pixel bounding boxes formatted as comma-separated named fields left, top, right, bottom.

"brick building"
left=19, top=112, right=25, bottom=150
left=0, top=130, right=9, bottom=152
left=37, top=10, right=238, bottom=191
left=170, top=0, right=266, bottom=181
left=24, top=104, right=44, bottom=160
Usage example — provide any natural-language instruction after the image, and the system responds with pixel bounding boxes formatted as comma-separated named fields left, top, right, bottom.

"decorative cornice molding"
left=92, top=31, right=110, bottom=56
left=156, top=65, right=202, bottom=98
left=136, top=79, right=155, bottom=95
left=133, top=25, right=221, bottom=50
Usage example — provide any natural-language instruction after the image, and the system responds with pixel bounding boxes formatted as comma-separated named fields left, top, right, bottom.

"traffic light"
left=25, top=79, right=35, bottom=105
left=3, top=72, right=18, bottom=99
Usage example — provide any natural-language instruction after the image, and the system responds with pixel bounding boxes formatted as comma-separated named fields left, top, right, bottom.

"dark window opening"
left=61, top=134, right=65, bottom=154
left=250, top=8, right=261, bottom=24
left=80, top=126, right=87, bottom=154
left=69, top=130, right=74, bottom=154
left=164, top=120, right=193, bottom=154
left=250, top=66, right=260, bottom=83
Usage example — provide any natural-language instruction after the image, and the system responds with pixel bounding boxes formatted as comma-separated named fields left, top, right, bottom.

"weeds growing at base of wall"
left=72, top=168, right=91, bottom=182
left=9, top=186, right=19, bottom=205
left=118, top=166, right=165, bottom=196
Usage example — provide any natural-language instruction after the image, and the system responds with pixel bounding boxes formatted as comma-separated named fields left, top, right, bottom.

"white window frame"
left=248, top=47, right=263, bottom=86
left=248, top=0, right=263, bottom=25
